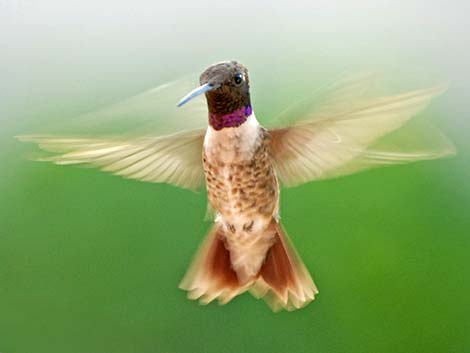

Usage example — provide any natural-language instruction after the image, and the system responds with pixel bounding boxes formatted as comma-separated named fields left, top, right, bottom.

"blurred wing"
left=270, top=85, right=456, bottom=187
left=270, top=71, right=382, bottom=127
left=32, top=74, right=208, bottom=137
left=18, top=129, right=206, bottom=190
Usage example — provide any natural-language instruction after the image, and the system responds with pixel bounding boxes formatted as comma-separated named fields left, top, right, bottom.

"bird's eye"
left=234, top=73, right=243, bottom=85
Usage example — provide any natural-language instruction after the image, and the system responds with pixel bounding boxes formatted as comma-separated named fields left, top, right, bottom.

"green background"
left=1, top=1, right=469, bottom=353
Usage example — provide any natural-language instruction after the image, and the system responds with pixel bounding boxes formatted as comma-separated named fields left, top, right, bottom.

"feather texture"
left=270, top=85, right=456, bottom=187
left=17, top=129, right=206, bottom=190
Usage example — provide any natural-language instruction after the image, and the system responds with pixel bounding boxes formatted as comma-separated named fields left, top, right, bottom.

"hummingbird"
left=18, top=61, right=456, bottom=311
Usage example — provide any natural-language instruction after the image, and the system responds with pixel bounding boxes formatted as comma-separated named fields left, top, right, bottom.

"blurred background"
left=1, top=1, right=469, bottom=352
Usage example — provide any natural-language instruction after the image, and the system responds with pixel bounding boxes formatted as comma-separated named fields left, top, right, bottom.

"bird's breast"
left=203, top=114, right=279, bottom=232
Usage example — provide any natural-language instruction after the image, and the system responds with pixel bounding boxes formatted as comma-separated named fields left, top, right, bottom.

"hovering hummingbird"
left=19, top=61, right=455, bottom=311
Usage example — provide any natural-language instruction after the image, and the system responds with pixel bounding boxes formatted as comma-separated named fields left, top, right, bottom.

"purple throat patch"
left=209, top=105, right=252, bottom=130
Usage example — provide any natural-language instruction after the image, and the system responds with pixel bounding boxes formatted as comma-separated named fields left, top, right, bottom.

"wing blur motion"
left=18, top=129, right=206, bottom=190
left=270, top=81, right=456, bottom=187
left=37, top=75, right=209, bottom=137
left=17, top=75, right=210, bottom=190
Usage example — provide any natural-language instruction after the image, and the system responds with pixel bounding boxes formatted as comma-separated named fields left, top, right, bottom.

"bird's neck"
left=204, top=113, right=261, bottom=163
left=208, top=105, right=252, bottom=131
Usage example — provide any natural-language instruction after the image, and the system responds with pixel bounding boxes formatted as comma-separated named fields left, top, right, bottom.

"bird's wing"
left=18, top=75, right=209, bottom=190
left=35, top=74, right=209, bottom=137
left=269, top=74, right=456, bottom=187
left=18, top=129, right=207, bottom=190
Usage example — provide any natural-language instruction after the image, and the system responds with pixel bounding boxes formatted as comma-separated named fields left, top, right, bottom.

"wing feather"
left=18, top=129, right=206, bottom=190
left=270, top=84, right=456, bottom=187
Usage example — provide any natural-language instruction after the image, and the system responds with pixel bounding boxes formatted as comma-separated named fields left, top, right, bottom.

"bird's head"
left=177, top=61, right=252, bottom=130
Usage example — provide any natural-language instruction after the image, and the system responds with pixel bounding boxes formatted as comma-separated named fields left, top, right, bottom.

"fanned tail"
left=179, top=224, right=251, bottom=305
left=179, top=220, right=318, bottom=311
left=251, top=221, right=318, bottom=311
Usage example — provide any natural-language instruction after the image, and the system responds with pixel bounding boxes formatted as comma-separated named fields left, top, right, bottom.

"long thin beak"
left=177, top=83, right=217, bottom=107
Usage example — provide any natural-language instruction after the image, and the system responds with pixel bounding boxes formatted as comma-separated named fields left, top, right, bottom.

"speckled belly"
left=204, top=144, right=277, bottom=229
left=203, top=135, right=280, bottom=281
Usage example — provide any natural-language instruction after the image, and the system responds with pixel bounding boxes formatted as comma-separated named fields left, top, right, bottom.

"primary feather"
left=269, top=84, right=455, bottom=187
left=17, top=130, right=206, bottom=190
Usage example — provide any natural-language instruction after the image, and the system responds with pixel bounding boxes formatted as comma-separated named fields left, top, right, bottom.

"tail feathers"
left=179, top=225, right=251, bottom=305
left=250, top=223, right=318, bottom=311
left=179, top=221, right=318, bottom=311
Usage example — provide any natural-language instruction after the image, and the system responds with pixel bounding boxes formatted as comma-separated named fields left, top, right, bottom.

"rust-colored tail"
left=179, top=221, right=318, bottom=311
left=251, top=222, right=319, bottom=311
left=179, top=224, right=250, bottom=305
